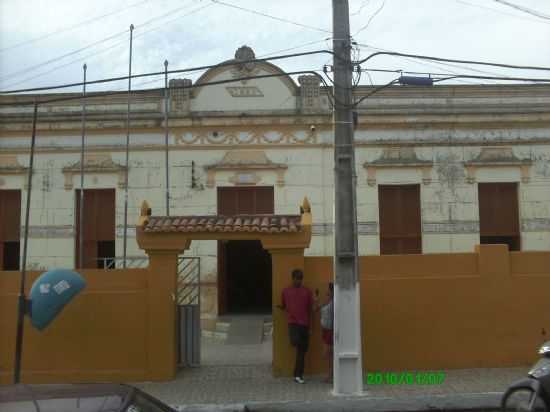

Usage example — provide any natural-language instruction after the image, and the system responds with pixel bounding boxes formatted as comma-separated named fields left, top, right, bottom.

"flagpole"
left=79, top=64, right=87, bottom=268
left=164, top=60, right=170, bottom=216
left=122, top=24, right=134, bottom=269
left=13, top=101, right=39, bottom=383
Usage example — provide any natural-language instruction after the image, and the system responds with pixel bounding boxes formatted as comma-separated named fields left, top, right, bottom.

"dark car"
left=0, top=383, right=176, bottom=412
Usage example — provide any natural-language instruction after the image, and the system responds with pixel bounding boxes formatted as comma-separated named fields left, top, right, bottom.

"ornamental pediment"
left=204, top=150, right=288, bottom=188
left=364, top=147, right=433, bottom=186
left=62, top=154, right=127, bottom=190
left=0, top=155, right=28, bottom=174
left=464, top=147, right=532, bottom=183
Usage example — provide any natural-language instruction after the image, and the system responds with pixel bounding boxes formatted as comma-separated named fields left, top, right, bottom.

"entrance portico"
left=136, top=198, right=312, bottom=378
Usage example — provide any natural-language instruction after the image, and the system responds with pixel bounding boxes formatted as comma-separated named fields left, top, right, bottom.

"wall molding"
left=364, top=147, right=433, bottom=186
left=464, top=147, right=532, bottom=184
left=62, top=154, right=127, bottom=190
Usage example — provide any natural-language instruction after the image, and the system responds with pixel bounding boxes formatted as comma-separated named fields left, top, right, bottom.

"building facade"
left=1, top=46, right=549, bottom=316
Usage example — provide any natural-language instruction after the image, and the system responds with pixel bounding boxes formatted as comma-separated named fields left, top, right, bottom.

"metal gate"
left=177, top=256, right=201, bottom=367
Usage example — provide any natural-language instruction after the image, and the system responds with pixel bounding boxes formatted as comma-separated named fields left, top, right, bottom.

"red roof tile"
left=143, top=214, right=302, bottom=234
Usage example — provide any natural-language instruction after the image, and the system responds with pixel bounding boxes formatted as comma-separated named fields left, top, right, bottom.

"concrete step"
left=201, top=320, right=230, bottom=341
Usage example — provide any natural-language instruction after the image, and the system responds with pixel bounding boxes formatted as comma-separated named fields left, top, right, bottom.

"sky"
left=0, top=0, right=549, bottom=94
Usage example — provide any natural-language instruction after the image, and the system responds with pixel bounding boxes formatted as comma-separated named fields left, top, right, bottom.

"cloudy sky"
left=1, top=0, right=549, bottom=94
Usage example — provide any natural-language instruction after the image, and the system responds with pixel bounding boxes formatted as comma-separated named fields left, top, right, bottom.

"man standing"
left=278, top=269, right=314, bottom=384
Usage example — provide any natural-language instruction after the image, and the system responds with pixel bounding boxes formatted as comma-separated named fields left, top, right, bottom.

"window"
left=478, top=183, right=520, bottom=251
left=378, top=185, right=422, bottom=255
left=75, top=189, right=116, bottom=268
left=0, top=190, right=21, bottom=270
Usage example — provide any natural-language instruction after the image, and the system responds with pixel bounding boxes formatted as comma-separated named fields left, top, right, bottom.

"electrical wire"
left=210, top=0, right=332, bottom=34
left=0, top=0, right=205, bottom=84
left=0, top=0, right=151, bottom=53
left=353, top=0, right=386, bottom=36
left=0, top=2, right=215, bottom=91
left=491, top=0, right=550, bottom=20
left=350, top=0, right=371, bottom=16
left=0, top=69, right=336, bottom=107
left=0, top=50, right=334, bottom=94
left=355, top=48, right=550, bottom=72
left=0, top=30, right=129, bottom=83
left=454, top=0, right=550, bottom=25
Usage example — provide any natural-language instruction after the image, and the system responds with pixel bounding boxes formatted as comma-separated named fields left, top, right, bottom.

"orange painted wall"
left=0, top=269, right=150, bottom=384
left=274, top=245, right=550, bottom=376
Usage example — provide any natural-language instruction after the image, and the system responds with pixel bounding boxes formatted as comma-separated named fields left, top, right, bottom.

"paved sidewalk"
left=135, top=337, right=527, bottom=410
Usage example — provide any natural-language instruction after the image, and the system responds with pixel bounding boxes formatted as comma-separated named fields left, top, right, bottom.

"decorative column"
left=136, top=201, right=191, bottom=381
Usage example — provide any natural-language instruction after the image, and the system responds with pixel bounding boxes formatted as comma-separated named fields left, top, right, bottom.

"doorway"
left=225, top=240, right=272, bottom=313
left=217, top=186, right=274, bottom=314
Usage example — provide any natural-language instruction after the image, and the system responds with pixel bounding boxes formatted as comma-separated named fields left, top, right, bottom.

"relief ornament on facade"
left=62, top=154, right=127, bottom=190
left=364, top=147, right=433, bottom=186
left=464, top=147, right=532, bottom=184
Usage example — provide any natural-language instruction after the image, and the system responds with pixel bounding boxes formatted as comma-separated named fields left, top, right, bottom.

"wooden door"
left=75, top=189, right=116, bottom=268
left=0, top=190, right=21, bottom=270
left=217, top=186, right=274, bottom=314
left=379, top=185, right=422, bottom=255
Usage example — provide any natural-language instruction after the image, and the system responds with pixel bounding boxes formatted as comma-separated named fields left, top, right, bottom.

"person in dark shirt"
left=277, top=269, right=314, bottom=384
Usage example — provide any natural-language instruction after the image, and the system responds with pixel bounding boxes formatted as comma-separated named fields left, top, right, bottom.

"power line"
left=357, top=44, right=500, bottom=85
left=353, top=0, right=386, bottom=36
left=210, top=0, right=332, bottom=33
left=491, top=0, right=550, bottom=20
left=0, top=0, right=204, bottom=84
left=0, top=0, right=151, bottom=54
left=454, top=0, right=550, bottom=25
left=0, top=50, right=334, bottom=94
left=0, top=30, right=129, bottom=83
left=0, top=69, right=336, bottom=107
left=350, top=0, right=371, bottom=16
left=355, top=47, right=550, bottom=72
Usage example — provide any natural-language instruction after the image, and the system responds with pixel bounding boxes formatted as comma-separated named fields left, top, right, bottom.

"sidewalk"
left=135, top=337, right=527, bottom=411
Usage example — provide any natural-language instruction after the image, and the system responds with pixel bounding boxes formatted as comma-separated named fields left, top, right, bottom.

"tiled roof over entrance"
left=143, top=215, right=302, bottom=233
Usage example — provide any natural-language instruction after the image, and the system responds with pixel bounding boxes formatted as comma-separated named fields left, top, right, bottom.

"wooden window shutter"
left=379, top=185, right=422, bottom=255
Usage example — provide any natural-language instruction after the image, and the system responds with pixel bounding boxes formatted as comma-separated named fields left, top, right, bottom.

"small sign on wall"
left=226, top=86, right=264, bottom=97
left=229, top=172, right=260, bottom=186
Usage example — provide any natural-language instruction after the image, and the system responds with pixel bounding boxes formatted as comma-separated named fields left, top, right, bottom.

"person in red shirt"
left=277, top=269, right=314, bottom=384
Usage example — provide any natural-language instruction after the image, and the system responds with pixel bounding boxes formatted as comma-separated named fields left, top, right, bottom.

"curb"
left=242, top=392, right=504, bottom=412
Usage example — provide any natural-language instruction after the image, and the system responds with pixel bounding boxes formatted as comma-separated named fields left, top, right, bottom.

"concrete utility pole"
left=332, top=0, right=364, bottom=395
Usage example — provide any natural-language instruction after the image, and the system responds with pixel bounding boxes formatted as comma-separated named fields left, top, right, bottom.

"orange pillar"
left=269, top=248, right=306, bottom=377
left=145, top=251, right=179, bottom=381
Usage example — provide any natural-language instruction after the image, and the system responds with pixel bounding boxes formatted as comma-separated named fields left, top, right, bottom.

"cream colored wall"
left=2, top=139, right=550, bottom=269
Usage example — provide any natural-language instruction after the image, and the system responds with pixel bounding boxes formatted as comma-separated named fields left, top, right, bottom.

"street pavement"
left=135, top=337, right=527, bottom=411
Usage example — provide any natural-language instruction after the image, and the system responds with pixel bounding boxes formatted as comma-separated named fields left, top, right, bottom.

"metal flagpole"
left=13, top=102, right=39, bottom=383
left=122, top=24, right=134, bottom=269
left=164, top=60, right=170, bottom=216
left=79, top=64, right=87, bottom=269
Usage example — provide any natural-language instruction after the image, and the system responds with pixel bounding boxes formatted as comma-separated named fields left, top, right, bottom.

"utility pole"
left=332, top=0, right=364, bottom=395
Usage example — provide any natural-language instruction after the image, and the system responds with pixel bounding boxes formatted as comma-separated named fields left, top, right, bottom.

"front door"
left=217, top=186, right=274, bottom=314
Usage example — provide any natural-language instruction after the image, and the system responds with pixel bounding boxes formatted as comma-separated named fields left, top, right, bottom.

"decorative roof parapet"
left=62, top=154, right=127, bottom=190
left=363, top=147, right=433, bottom=186
left=169, top=78, right=193, bottom=113
left=298, top=75, right=321, bottom=112
left=204, top=150, right=288, bottom=187
left=464, top=147, right=532, bottom=184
